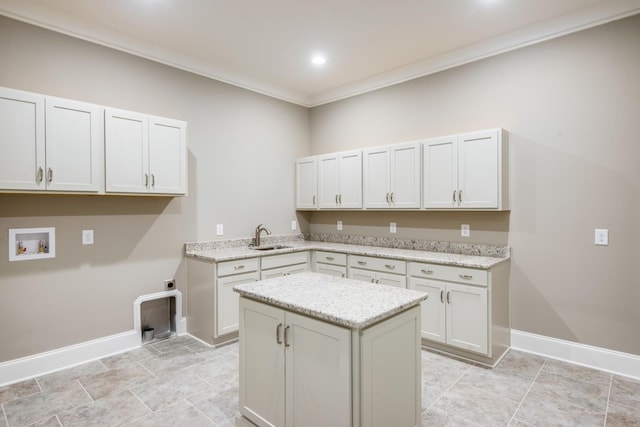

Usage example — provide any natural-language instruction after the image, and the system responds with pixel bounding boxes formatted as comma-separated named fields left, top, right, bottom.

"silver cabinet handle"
left=312, top=195, right=316, bottom=205
left=37, top=167, right=43, bottom=183
left=357, top=260, right=367, bottom=265
left=440, top=290, right=444, bottom=303
left=47, top=167, right=53, bottom=183
left=151, top=174, right=155, bottom=187
left=370, top=278, right=375, bottom=283
left=145, top=173, right=149, bottom=187
left=385, top=264, right=396, bottom=270
left=453, top=190, right=456, bottom=202
left=335, top=194, right=339, bottom=205
left=234, top=265, right=245, bottom=270
left=459, top=274, right=473, bottom=280
left=385, top=192, right=390, bottom=203
left=458, top=190, right=462, bottom=203
left=390, top=192, right=395, bottom=203
left=284, top=325, right=291, bottom=347
left=325, top=256, right=334, bottom=261
left=341, top=273, right=345, bottom=278
left=339, top=194, right=342, bottom=204
left=375, top=279, right=380, bottom=284
left=276, top=323, right=283, bottom=344
left=446, top=291, right=451, bottom=304
left=421, top=269, right=434, bottom=275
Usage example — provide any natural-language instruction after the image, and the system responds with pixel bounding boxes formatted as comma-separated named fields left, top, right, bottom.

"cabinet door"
left=348, top=267, right=376, bottom=283
left=105, top=108, right=149, bottom=193
left=376, top=272, right=407, bottom=288
left=216, top=272, right=259, bottom=337
left=363, top=147, right=390, bottom=208
left=285, top=311, right=351, bottom=427
left=316, top=263, right=346, bottom=278
left=338, top=150, right=362, bottom=208
left=239, top=298, right=285, bottom=427
left=445, top=283, right=488, bottom=354
left=45, top=97, right=102, bottom=192
left=423, top=136, right=457, bottom=208
left=409, top=278, right=446, bottom=343
left=295, top=157, right=317, bottom=209
left=317, top=154, right=340, bottom=208
left=390, top=142, right=421, bottom=208
left=0, top=88, right=45, bottom=191
left=458, top=130, right=499, bottom=208
left=260, top=264, right=307, bottom=280
left=148, top=116, right=187, bottom=195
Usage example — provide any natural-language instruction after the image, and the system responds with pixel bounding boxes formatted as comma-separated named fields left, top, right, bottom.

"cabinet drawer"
left=217, top=258, right=259, bottom=277
left=261, top=251, right=309, bottom=270
left=348, top=255, right=406, bottom=275
left=409, top=262, right=487, bottom=286
left=315, top=251, right=347, bottom=266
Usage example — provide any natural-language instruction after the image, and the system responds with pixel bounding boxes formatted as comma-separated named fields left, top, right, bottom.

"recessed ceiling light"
left=311, top=55, right=326, bottom=66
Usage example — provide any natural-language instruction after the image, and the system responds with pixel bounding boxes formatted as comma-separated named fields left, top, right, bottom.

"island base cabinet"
left=238, top=297, right=422, bottom=427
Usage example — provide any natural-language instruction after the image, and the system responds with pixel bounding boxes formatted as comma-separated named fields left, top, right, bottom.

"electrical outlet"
left=461, top=224, right=470, bottom=237
left=337, top=220, right=343, bottom=231
left=164, top=279, right=175, bottom=290
left=291, top=220, right=297, bottom=230
left=595, top=229, right=608, bottom=246
left=390, top=222, right=397, bottom=233
left=82, top=230, right=94, bottom=245
left=216, top=224, right=224, bottom=235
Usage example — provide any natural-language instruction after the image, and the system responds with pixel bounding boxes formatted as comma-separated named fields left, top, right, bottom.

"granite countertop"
left=233, top=271, right=428, bottom=329
left=185, top=239, right=508, bottom=269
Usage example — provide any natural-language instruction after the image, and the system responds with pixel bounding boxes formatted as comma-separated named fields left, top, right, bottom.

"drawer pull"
left=325, top=256, right=335, bottom=261
left=357, top=261, right=367, bottom=265
left=284, top=325, right=291, bottom=347
left=459, top=274, right=473, bottom=280
left=446, top=291, right=451, bottom=304
left=440, top=290, right=444, bottom=303
left=234, top=265, right=245, bottom=270
left=385, top=264, right=396, bottom=270
left=421, top=269, right=434, bottom=275
left=276, top=323, right=283, bottom=344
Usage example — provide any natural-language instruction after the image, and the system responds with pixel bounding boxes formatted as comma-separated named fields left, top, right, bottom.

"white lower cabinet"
left=348, top=254, right=407, bottom=288
left=239, top=297, right=351, bottom=427
left=313, top=251, right=347, bottom=278
left=260, top=252, right=309, bottom=280
left=409, top=262, right=489, bottom=355
left=239, top=297, right=422, bottom=427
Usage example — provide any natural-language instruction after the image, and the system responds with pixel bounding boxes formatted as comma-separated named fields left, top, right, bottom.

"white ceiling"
left=1, top=0, right=639, bottom=106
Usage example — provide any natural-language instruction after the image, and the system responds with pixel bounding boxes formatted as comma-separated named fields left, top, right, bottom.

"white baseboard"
left=0, top=316, right=188, bottom=387
left=511, top=329, right=640, bottom=380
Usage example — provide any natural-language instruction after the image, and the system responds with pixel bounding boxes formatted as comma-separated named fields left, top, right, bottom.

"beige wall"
left=0, top=16, right=308, bottom=362
left=309, top=15, right=640, bottom=356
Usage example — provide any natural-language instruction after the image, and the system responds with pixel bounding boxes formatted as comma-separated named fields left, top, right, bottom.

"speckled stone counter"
left=233, top=271, right=427, bottom=329
left=185, top=236, right=509, bottom=269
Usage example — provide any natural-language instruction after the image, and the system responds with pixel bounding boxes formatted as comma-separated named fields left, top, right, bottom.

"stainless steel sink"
left=251, top=245, right=291, bottom=251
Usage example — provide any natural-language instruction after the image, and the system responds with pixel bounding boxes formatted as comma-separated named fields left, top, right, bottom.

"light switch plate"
left=337, top=221, right=343, bottom=231
left=461, top=224, right=470, bottom=237
left=82, top=229, right=94, bottom=245
left=291, top=220, right=297, bottom=231
left=390, top=222, right=397, bottom=233
left=595, top=229, right=608, bottom=246
left=216, top=224, right=224, bottom=236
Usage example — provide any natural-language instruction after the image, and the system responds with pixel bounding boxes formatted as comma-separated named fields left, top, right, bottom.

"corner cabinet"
left=294, top=157, right=317, bottom=209
left=423, top=128, right=508, bottom=210
left=363, top=141, right=421, bottom=209
left=105, top=108, right=187, bottom=195
left=317, top=150, right=362, bottom=209
left=0, top=87, right=103, bottom=193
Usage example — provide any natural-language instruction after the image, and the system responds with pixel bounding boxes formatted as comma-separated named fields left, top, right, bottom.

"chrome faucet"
left=254, top=224, right=271, bottom=247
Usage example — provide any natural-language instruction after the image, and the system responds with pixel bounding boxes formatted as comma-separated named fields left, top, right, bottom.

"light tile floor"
left=1, top=335, right=639, bottom=426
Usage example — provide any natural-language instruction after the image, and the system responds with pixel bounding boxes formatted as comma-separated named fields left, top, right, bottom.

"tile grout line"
left=506, top=357, right=547, bottom=426
left=422, top=358, right=473, bottom=414
left=2, top=403, right=8, bottom=427
left=53, top=414, right=62, bottom=427
left=603, top=375, right=613, bottom=427
left=184, top=397, right=217, bottom=425
left=76, top=378, right=95, bottom=403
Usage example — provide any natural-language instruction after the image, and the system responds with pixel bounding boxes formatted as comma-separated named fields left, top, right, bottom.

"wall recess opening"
left=134, top=290, right=185, bottom=345
left=9, top=227, right=55, bottom=262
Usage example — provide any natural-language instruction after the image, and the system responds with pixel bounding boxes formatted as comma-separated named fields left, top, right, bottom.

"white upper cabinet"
left=105, top=108, right=187, bottom=195
left=0, top=87, right=45, bottom=191
left=423, top=128, right=509, bottom=210
left=318, top=150, right=362, bottom=209
left=45, top=97, right=103, bottom=192
left=295, top=157, right=317, bottom=209
left=364, top=141, right=421, bottom=209
left=0, top=87, right=102, bottom=193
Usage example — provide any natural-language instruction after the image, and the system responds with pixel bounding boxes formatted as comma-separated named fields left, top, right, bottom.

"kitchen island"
left=233, top=271, right=428, bottom=427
